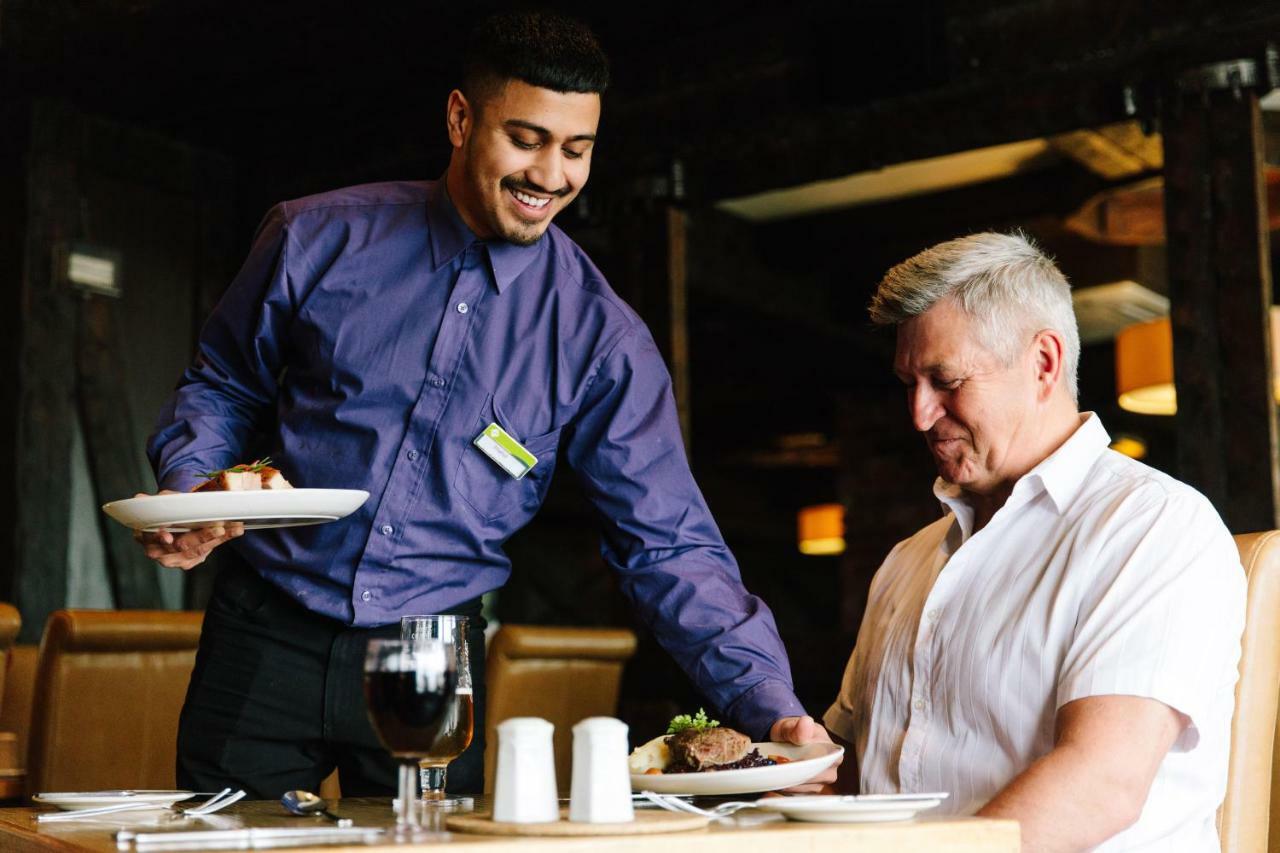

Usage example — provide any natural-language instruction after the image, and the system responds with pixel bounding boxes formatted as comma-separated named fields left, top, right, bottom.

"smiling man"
left=140, top=11, right=828, bottom=799
left=823, top=233, right=1245, bottom=851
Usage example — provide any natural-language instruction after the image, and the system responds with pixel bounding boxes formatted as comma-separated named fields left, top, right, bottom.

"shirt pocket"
left=453, top=393, right=561, bottom=523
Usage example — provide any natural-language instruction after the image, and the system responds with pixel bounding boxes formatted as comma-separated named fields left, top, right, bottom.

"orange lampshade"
left=1109, top=434, right=1148, bottom=460
left=1115, top=317, right=1176, bottom=415
left=1116, top=310, right=1280, bottom=416
left=797, top=503, right=845, bottom=556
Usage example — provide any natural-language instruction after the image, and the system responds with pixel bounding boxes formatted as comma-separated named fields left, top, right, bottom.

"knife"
left=116, top=826, right=385, bottom=849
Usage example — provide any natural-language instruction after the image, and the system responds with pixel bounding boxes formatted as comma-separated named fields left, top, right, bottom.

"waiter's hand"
left=770, top=714, right=840, bottom=792
left=133, top=491, right=244, bottom=570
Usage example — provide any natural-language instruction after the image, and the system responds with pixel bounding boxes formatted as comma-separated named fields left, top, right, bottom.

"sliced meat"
left=192, top=463, right=293, bottom=492
left=259, top=466, right=292, bottom=489
left=193, top=470, right=263, bottom=492
left=666, top=727, right=751, bottom=771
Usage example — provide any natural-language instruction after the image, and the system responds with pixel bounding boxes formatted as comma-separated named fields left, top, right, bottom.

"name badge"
left=473, top=423, right=538, bottom=480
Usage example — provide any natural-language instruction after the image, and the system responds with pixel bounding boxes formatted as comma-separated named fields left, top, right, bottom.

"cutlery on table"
left=638, top=791, right=760, bottom=819
left=37, top=788, right=246, bottom=823
left=115, top=826, right=384, bottom=850
left=280, top=790, right=353, bottom=827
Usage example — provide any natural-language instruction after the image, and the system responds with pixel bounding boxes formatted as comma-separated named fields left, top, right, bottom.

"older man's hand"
left=770, top=715, right=841, bottom=792
left=133, top=491, right=244, bottom=570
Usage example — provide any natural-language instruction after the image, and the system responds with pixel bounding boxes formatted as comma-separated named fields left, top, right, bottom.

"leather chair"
left=483, top=625, right=637, bottom=792
left=0, top=604, right=22, bottom=711
left=0, top=645, right=37, bottom=770
left=0, top=606, right=23, bottom=798
left=1217, top=531, right=1280, bottom=853
left=26, top=610, right=203, bottom=797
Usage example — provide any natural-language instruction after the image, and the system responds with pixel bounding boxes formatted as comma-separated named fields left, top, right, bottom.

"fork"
left=37, top=788, right=246, bottom=823
left=638, top=791, right=758, bottom=819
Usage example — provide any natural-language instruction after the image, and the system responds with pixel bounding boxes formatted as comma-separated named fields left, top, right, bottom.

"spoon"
left=281, top=790, right=354, bottom=827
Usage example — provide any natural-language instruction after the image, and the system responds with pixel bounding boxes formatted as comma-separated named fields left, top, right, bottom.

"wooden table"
left=0, top=797, right=1020, bottom=852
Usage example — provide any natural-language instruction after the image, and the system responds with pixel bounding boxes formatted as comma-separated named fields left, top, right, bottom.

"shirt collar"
left=1025, top=412, right=1110, bottom=513
left=933, top=412, right=1111, bottom=539
left=427, top=176, right=545, bottom=294
left=427, top=178, right=474, bottom=271
left=486, top=237, right=542, bottom=293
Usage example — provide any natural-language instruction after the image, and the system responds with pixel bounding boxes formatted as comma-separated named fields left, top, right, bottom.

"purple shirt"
left=147, top=179, right=804, bottom=737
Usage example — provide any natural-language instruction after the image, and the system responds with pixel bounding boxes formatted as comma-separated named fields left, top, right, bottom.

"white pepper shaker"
left=569, top=717, right=634, bottom=823
left=492, top=717, right=559, bottom=823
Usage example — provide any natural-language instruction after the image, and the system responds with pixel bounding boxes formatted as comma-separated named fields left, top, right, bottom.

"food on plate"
left=193, top=458, right=292, bottom=492
left=668, top=726, right=752, bottom=770
left=628, top=732, right=669, bottom=774
left=628, top=708, right=782, bottom=774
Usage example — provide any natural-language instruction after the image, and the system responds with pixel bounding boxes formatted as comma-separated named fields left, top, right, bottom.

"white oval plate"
left=101, top=489, right=370, bottom=532
left=754, top=792, right=948, bottom=823
left=33, top=790, right=195, bottom=810
left=631, top=742, right=843, bottom=796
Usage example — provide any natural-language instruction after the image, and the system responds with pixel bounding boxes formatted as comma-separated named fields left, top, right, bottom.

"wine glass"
left=401, top=615, right=474, bottom=808
left=363, top=637, right=457, bottom=831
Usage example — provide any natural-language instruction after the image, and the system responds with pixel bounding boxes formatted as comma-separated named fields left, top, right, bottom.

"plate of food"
left=101, top=459, right=369, bottom=532
left=753, top=793, right=948, bottom=823
left=32, top=790, right=195, bottom=810
left=629, top=710, right=843, bottom=796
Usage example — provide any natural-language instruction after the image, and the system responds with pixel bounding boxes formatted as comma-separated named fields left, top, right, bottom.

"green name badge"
left=473, top=422, right=538, bottom=480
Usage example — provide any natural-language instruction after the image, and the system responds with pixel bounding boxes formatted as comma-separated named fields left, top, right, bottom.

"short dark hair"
left=463, top=10, right=610, bottom=103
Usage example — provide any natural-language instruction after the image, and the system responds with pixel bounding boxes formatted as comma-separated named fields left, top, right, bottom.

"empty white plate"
left=754, top=792, right=948, bottom=823
left=33, top=790, right=195, bottom=811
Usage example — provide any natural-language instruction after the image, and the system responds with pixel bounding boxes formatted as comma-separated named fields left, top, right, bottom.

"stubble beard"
left=500, top=217, right=547, bottom=247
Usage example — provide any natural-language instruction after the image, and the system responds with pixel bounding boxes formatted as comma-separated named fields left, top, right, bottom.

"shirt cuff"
left=726, top=679, right=807, bottom=741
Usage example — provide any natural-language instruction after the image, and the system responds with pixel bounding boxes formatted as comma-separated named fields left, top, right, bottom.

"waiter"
left=140, top=10, right=832, bottom=798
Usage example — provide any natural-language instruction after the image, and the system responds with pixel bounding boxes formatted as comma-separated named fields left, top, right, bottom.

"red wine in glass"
left=363, top=639, right=457, bottom=830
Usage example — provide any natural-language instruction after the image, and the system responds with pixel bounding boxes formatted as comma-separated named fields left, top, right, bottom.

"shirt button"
left=457, top=302, right=469, bottom=314
left=429, top=376, right=445, bottom=388
left=927, top=609, right=940, bottom=621
left=380, top=524, right=394, bottom=536
left=914, top=698, right=925, bottom=712
left=407, top=450, right=419, bottom=461
left=361, top=590, right=372, bottom=602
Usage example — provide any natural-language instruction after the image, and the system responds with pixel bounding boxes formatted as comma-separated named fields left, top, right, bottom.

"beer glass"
left=401, top=615, right=474, bottom=808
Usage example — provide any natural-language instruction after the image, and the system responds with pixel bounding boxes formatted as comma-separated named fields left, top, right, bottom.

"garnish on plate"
left=193, top=458, right=293, bottom=492
left=667, top=708, right=720, bottom=735
left=197, top=457, right=275, bottom=479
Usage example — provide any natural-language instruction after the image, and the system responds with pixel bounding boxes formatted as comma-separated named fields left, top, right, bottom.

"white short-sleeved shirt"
left=824, top=414, right=1244, bottom=852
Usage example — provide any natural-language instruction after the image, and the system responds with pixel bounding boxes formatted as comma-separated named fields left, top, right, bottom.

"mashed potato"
left=627, top=734, right=670, bottom=773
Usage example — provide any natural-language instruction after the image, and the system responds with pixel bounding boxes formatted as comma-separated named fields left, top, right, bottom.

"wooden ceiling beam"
left=596, top=3, right=1280, bottom=204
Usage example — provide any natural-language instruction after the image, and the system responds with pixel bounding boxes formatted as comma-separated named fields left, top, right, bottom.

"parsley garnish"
left=198, top=457, right=274, bottom=480
left=667, top=708, right=720, bottom=735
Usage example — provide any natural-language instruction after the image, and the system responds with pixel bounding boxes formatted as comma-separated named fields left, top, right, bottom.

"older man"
left=824, top=233, right=1244, bottom=851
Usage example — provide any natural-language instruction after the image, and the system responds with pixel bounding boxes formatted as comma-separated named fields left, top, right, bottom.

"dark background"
left=2, top=0, right=1278, bottom=737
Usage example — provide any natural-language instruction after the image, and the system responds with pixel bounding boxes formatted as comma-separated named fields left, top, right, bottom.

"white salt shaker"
left=569, top=717, right=634, bottom=823
left=493, top=717, right=559, bottom=823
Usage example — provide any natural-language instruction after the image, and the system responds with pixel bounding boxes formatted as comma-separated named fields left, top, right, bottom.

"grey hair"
left=868, top=231, right=1080, bottom=401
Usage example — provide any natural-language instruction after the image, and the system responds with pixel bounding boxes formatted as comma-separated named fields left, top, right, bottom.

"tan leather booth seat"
left=484, top=625, right=637, bottom=792
left=26, top=610, right=203, bottom=797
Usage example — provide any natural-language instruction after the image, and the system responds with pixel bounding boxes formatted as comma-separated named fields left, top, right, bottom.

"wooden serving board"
left=446, top=809, right=709, bottom=836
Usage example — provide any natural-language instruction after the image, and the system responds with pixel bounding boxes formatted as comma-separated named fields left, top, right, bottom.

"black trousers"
left=176, top=560, right=487, bottom=799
